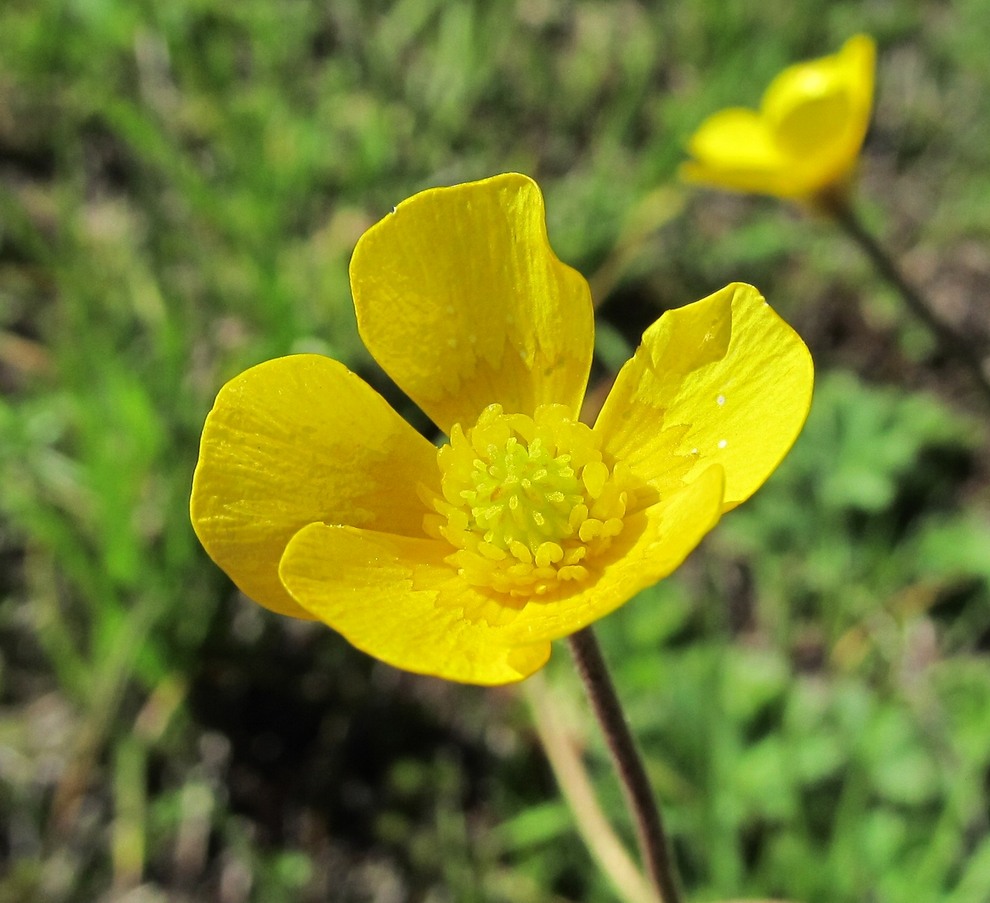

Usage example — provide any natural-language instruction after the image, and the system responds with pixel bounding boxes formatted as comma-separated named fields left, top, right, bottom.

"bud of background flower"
left=680, top=35, right=876, bottom=209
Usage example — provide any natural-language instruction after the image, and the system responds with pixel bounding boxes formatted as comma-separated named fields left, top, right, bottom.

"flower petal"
left=593, top=283, right=813, bottom=511
left=492, top=464, right=725, bottom=644
left=350, top=173, right=594, bottom=433
left=762, top=34, right=875, bottom=187
left=679, top=107, right=795, bottom=197
left=190, top=354, right=439, bottom=618
left=278, top=524, right=551, bottom=685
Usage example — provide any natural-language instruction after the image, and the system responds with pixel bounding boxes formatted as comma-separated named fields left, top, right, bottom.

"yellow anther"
left=509, top=540, right=532, bottom=563
left=582, top=460, right=609, bottom=498
left=535, top=542, right=564, bottom=568
left=579, top=519, right=602, bottom=542
left=558, top=565, right=589, bottom=581
left=479, top=542, right=506, bottom=561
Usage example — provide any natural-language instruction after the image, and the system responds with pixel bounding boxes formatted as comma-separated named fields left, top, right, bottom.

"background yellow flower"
left=681, top=35, right=876, bottom=204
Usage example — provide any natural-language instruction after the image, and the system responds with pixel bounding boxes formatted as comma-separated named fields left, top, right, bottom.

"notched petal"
left=594, top=283, right=813, bottom=510
left=350, top=173, right=594, bottom=432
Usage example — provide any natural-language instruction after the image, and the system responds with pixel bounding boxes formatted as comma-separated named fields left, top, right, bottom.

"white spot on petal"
left=716, top=394, right=726, bottom=406
left=717, top=439, right=727, bottom=449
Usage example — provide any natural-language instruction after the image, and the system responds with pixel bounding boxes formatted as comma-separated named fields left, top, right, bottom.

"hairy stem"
left=568, top=627, right=682, bottom=903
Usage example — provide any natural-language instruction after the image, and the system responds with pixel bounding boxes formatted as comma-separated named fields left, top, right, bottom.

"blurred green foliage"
left=1, top=0, right=989, bottom=901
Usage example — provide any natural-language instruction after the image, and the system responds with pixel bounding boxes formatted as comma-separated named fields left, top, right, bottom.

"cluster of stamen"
left=424, top=403, right=635, bottom=596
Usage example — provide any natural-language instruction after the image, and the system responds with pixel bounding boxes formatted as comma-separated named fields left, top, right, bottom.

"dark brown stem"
left=826, top=196, right=990, bottom=406
left=568, top=627, right=682, bottom=903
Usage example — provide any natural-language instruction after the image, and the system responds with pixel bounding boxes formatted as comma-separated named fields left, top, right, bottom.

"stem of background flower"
left=567, top=627, right=683, bottom=903
left=826, top=197, right=990, bottom=407
left=525, top=674, right=659, bottom=903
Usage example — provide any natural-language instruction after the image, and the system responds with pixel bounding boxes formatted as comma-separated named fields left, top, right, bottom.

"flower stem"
left=826, top=197, right=990, bottom=406
left=568, top=627, right=682, bottom=903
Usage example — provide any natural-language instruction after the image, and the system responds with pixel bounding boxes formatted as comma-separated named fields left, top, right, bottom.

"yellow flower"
left=190, top=174, right=813, bottom=685
left=681, top=35, right=876, bottom=206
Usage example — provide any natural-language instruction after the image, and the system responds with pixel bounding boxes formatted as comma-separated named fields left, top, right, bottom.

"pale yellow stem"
left=525, top=673, right=661, bottom=903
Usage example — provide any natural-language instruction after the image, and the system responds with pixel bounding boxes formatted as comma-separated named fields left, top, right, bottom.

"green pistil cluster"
left=466, top=435, right=585, bottom=559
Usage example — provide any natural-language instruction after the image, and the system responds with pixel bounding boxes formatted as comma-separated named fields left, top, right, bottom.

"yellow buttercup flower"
left=190, top=174, right=813, bottom=685
left=681, top=35, right=876, bottom=206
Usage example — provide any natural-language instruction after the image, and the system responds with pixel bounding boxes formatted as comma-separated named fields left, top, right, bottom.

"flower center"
left=425, top=403, right=634, bottom=597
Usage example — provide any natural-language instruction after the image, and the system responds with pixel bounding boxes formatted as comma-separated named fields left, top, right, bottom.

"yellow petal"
left=680, top=107, right=794, bottom=196
left=190, top=354, right=439, bottom=618
left=593, top=283, right=813, bottom=511
left=278, top=524, right=551, bottom=685
left=762, top=34, right=875, bottom=187
left=350, top=173, right=594, bottom=433
left=492, top=464, right=725, bottom=644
